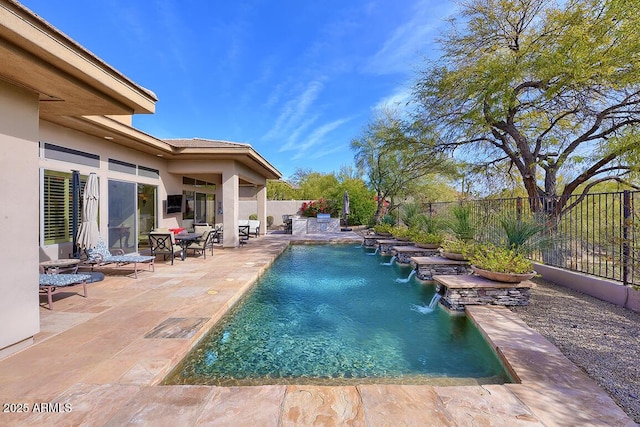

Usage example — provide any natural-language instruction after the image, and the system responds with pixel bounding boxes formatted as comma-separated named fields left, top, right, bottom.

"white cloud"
left=364, top=0, right=456, bottom=75
left=291, top=118, right=351, bottom=160
left=279, top=115, right=320, bottom=152
left=374, top=86, right=413, bottom=111
left=263, top=79, right=325, bottom=141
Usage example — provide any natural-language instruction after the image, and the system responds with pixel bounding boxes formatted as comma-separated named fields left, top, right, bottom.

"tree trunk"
left=374, top=190, right=385, bottom=224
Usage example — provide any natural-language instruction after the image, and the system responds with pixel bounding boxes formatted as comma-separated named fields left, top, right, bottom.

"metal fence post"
left=623, top=190, right=631, bottom=286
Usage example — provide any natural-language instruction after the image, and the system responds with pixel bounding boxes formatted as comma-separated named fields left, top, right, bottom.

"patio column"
left=0, top=81, right=40, bottom=356
left=256, top=184, right=267, bottom=235
left=222, top=167, right=240, bottom=248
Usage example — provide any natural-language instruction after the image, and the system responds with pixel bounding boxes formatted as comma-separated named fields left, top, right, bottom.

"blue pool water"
left=165, top=244, right=509, bottom=386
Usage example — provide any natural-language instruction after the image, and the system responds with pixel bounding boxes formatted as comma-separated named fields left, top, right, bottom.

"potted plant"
left=440, top=238, right=475, bottom=261
left=391, top=226, right=413, bottom=241
left=468, top=243, right=536, bottom=283
left=373, top=223, right=393, bottom=237
left=412, top=231, right=444, bottom=249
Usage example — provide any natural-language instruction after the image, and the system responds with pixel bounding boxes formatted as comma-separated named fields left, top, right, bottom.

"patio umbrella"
left=342, top=190, right=352, bottom=231
left=76, top=172, right=100, bottom=250
left=71, top=170, right=80, bottom=257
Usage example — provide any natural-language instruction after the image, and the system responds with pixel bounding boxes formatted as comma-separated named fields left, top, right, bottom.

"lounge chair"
left=39, top=272, right=91, bottom=310
left=188, top=227, right=218, bottom=258
left=83, top=236, right=155, bottom=278
left=148, top=232, right=182, bottom=265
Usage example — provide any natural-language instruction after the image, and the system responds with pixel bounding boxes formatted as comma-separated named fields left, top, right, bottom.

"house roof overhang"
left=0, top=0, right=157, bottom=118
left=1, top=0, right=281, bottom=182
left=56, top=116, right=282, bottom=181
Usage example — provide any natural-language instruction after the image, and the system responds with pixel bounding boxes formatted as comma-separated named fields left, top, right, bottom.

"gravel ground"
left=510, top=279, right=640, bottom=423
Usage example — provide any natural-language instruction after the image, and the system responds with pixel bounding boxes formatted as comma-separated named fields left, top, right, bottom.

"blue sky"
left=23, top=0, right=457, bottom=179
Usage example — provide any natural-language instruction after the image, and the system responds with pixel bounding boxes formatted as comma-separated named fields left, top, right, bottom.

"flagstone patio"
left=0, top=232, right=633, bottom=426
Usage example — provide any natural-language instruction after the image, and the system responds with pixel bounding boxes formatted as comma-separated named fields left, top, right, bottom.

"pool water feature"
left=165, top=245, right=509, bottom=386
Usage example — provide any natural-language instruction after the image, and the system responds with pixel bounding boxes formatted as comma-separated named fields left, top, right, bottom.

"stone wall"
left=291, top=217, right=341, bottom=235
left=438, top=285, right=532, bottom=311
left=395, top=248, right=439, bottom=264
left=415, top=264, right=472, bottom=281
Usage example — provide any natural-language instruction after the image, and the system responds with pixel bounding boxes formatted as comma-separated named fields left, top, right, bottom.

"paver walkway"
left=0, top=232, right=634, bottom=426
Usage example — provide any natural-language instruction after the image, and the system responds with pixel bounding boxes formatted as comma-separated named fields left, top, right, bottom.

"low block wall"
left=534, top=263, right=640, bottom=313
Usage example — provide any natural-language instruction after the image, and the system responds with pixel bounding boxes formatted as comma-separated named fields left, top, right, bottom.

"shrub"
left=441, top=238, right=475, bottom=256
left=447, top=205, right=476, bottom=241
left=249, top=213, right=258, bottom=220
left=381, top=214, right=396, bottom=225
left=469, top=243, right=533, bottom=274
left=412, top=231, right=444, bottom=245
left=267, top=215, right=274, bottom=228
left=391, top=226, right=413, bottom=239
left=373, top=223, right=393, bottom=234
left=299, top=198, right=334, bottom=217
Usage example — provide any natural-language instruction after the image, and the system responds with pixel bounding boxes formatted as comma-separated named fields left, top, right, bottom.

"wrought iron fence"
left=424, top=191, right=639, bottom=287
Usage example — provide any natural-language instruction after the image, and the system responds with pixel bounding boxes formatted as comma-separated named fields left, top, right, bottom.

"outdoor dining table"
left=174, top=232, right=202, bottom=260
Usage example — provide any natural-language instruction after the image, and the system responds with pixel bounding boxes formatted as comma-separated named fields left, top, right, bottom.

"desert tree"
left=412, top=0, right=640, bottom=217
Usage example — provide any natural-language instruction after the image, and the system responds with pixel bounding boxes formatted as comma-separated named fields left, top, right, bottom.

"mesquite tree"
left=412, top=0, right=640, bottom=217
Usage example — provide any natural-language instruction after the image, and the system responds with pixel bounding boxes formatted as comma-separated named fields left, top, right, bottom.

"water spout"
left=395, top=269, right=416, bottom=283
left=410, top=293, right=442, bottom=314
left=367, top=247, right=380, bottom=256
left=429, top=293, right=442, bottom=309
left=381, top=255, right=397, bottom=266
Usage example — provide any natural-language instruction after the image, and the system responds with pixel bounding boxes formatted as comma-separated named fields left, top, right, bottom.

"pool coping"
left=0, top=232, right=634, bottom=425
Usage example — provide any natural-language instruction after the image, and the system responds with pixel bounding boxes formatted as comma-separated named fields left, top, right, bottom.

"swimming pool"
left=165, top=244, right=509, bottom=386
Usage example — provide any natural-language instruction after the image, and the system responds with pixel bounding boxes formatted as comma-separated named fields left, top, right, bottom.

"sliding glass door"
left=108, top=180, right=135, bottom=253
left=108, top=180, right=157, bottom=253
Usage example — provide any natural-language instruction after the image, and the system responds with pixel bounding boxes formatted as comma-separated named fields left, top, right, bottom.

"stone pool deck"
left=0, top=231, right=634, bottom=426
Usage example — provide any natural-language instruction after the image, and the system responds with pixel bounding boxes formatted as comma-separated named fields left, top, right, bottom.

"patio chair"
left=188, top=227, right=217, bottom=259
left=248, top=220, right=260, bottom=237
left=83, top=236, right=155, bottom=278
left=148, top=232, right=182, bottom=265
left=39, top=272, right=91, bottom=310
left=213, top=223, right=223, bottom=244
left=239, top=224, right=250, bottom=245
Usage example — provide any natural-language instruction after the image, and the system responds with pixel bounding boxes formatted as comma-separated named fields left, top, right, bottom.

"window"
left=42, top=143, right=100, bottom=167
left=108, top=159, right=136, bottom=175
left=42, top=170, right=86, bottom=245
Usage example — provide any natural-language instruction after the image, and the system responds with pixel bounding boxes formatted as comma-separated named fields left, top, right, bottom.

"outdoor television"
left=166, top=194, right=183, bottom=214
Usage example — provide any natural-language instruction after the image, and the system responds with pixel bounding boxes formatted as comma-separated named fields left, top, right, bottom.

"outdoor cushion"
left=194, top=225, right=212, bottom=234
left=39, top=273, right=91, bottom=310
left=85, top=237, right=111, bottom=263
left=83, top=236, right=155, bottom=278
left=85, top=237, right=154, bottom=263
left=39, top=273, right=92, bottom=287
left=248, top=220, right=260, bottom=236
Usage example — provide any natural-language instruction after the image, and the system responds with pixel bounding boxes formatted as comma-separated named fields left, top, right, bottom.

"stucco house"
left=0, top=0, right=281, bottom=358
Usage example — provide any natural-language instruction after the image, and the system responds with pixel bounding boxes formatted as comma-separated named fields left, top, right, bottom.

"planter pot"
left=471, top=265, right=536, bottom=283
left=441, top=251, right=468, bottom=261
left=415, top=243, right=441, bottom=249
